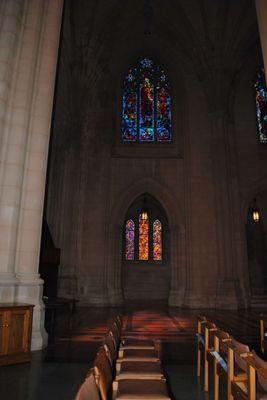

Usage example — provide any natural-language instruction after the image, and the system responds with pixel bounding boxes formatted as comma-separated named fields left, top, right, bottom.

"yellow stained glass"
left=139, top=214, right=149, bottom=260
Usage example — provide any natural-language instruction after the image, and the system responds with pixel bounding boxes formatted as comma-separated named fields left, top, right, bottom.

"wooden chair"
left=111, top=319, right=155, bottom=351
left=228, top=338, right=251, bottom=400
left=196, top=315, right=217, bottom=391
left=228, top=349, right=267, bottom=400
left=212, top=329, right=232, bottom=400
left=94, top=346, right=171, bottom=400
left=196, top=315, right=207, bottom=378
left=104, top=332, right=164, bottom=381
left=74, top=369, right=101, bottom=400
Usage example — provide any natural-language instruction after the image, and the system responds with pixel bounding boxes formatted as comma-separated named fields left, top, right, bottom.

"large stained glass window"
left=125, top=219, right=135, bottom=260
left=139, top=213, right=149, bottom=260
left=153, top=220, right=162, bottom=261
left=125, top=214, right=163, bottom=262
left=122, top=58, right=171, bottom=143
left=255, top=68, right=267, bottom=144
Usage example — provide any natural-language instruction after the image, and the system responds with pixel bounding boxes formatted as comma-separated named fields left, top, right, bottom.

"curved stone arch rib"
left=110, top=177, right=184, bottom=230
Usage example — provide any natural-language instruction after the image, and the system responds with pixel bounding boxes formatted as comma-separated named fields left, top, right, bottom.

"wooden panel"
left=0, top=311, right=7, bottom=355
left=6, top=309, right=29, bottom=354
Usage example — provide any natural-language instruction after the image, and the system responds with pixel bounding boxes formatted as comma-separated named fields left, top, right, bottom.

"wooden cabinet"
left=0, top=304, right=34, bottom=366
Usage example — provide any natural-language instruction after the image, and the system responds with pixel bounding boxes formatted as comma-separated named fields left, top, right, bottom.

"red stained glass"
left=153, top=220, right=162, bottom=261
left=139, top=214, right=149, bottom=260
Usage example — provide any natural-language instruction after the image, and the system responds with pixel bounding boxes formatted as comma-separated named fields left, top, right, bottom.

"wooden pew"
left=212, top=329, right=232, bottom=400
left=196, top=315, right=217, bottom=391
left=75, top=369, right=101, bottom=400
left=228, top=339, right=251, bottom=400
left=94, top=347, right=171, bottom=400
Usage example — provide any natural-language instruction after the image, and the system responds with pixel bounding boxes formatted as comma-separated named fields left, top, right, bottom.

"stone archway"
left=122, top=193, right=170, bottom=304
left=106, top=177, right=186, bottom=307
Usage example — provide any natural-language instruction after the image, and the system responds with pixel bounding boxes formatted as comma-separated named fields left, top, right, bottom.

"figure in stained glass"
left=122, top=58, right=171, bottom=143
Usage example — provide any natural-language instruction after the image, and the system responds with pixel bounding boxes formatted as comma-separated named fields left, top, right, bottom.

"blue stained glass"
left=140, top=58, right=153, bottom=68
left=157, top=87, right=171, bottom=141
left=122, top=58, right=171, bottom=143
left=255, top=68, right=267, bottom=144
left=122, top=73, right=137, bottom=141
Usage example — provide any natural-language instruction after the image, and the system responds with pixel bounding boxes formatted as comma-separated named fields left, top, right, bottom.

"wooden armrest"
left=221, top=338, right=232, bottom=343
left=233, top=375, right=248, bottom=382
left=228, top=344, right=251, bottom=357
left=245, top=356, right=261, bottom=369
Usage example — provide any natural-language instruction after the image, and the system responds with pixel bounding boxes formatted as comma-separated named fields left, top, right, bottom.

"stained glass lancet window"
left=122, top=58, right=171, bottom=142
left=153, top=220, right=162, bottom=261
left=139, top=213, right=149, bottom=260
left=255, top=68, right=267, bottom=144
left=125, top=219, right=135, bottom=260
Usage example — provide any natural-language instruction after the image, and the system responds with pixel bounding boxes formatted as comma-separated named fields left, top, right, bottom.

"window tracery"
left=122, top=58, right=171, bottom=143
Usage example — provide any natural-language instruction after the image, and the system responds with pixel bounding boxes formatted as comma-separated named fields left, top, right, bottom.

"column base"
left=215, top=279, right=241, bottom=309
left=15, top=274, right=48, bottom=350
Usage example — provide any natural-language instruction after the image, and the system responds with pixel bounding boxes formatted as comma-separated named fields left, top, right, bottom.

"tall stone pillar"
left=255, top=0, right=267, bottom=81
left=0, top=0, right=63, bottom=350
left=0, top=0, right=24, bottom=300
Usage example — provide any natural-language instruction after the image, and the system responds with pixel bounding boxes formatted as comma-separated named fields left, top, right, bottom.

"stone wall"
left=46, top=0, right=266, bottom=308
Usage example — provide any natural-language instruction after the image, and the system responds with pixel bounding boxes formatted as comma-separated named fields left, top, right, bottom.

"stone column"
left=255, top=0, right=267, bottom=81
left=168, top=225, right=186, bottom=306
left=15, top=0, right=63, bottom=350
left=0, top=0, right=63, bottom=350
left=0, top=0, right=24, bottom=299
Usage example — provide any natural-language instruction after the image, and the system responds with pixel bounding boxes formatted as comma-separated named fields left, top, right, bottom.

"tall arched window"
left=124, top=212, right=163, bottom=262
left=125, top=219, right=135, bottom=260
left=153, top=220, right=162, bottom=261
left=255, top=68, right=267, bottom=144
left=122, top=58, right=171, bottom=143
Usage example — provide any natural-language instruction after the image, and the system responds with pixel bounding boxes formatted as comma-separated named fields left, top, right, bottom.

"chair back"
left=75, top=369, right=100, bottom=400
left=204, top=321, right=217, bottom=349
left=115, top=315, right=122, bottom=333
left=110, top=322, right=120, bottom=348
left=231, top=338, right=250, bottom=372
left=197, top=315, right=207, bottom=335
left=251, top=350, right=267, bottom=392
left=104, top=332, right=117, bottom=365
left=215, top=329, right=231, bottom=359
left=93, top=347, right=113, bottom=400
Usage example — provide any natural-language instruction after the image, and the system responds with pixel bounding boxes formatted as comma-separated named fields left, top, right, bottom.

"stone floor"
left=0, top=353, right=213, bottom=400
left=0, top=306, right=263, bottom=399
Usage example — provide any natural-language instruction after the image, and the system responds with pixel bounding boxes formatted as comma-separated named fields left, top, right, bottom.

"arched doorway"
left=122, top=193, right=170, bottom=304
